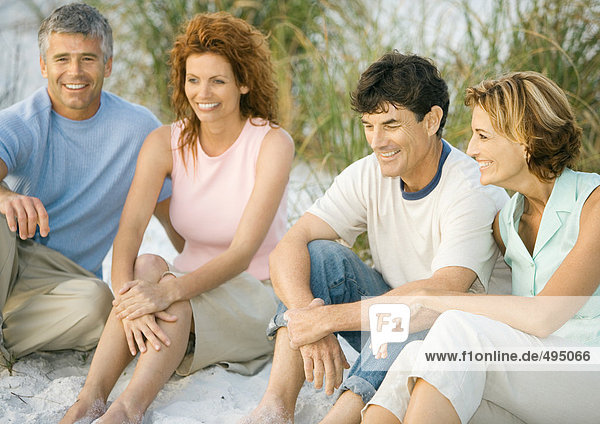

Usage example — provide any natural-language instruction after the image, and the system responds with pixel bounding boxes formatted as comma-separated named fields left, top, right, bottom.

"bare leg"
left=60, top=254, right=170, bottom=424
left=96, top=299, right=192, bottom=423
left=403, top=378, right=460, bottom=424
left=132, top=253, right=170, bottom=284
left=59, top=308, right=135, bottom=424
left=319, top=390, right=364, bottom=424
left=240, top=327, right=305, bottom=424
left=361, top=404, right=401, bottom=424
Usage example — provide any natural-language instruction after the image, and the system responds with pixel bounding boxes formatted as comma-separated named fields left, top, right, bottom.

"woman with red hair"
left=61, top=12, right=294, bottom=423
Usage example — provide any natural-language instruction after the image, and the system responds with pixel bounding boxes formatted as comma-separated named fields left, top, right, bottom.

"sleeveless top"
left=169, top=118, right=287, bottom=280
left=498, top=168, right=600, bottom=345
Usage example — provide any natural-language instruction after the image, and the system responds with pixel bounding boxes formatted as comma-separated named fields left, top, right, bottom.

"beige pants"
left=169, top=267, right=277, bottom=376
left=0, top=214, right=113, bottom=359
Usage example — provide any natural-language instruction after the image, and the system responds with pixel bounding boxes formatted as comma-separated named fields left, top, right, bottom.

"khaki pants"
left=173, top=270, right=277, bottom=377
left=0, top=214, right=113, bottom=360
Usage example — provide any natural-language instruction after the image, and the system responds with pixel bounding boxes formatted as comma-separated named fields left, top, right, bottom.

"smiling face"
left=361, top=103, right=442, bottom=190
left=40, top=32, right=112, bottom=121
left=184, top=52, right=248, bottom=125
left=467, top=105, right=529, bottom=189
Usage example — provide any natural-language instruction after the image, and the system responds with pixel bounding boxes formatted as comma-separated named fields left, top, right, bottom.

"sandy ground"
left=0, top=333, right=358, bottom=423
left=0, top=163, right=346, bottom=423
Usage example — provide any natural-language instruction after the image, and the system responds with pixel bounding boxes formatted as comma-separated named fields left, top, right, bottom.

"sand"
left=0, top=164, right=347, bottom=423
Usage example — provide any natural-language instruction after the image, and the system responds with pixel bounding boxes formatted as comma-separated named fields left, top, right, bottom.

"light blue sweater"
left=0, top=87, right=171, bottom=278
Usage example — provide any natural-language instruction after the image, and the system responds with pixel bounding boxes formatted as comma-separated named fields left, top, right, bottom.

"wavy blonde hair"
left=465, top=71, right=581, bottom=181
left=169, top=12, right=278, bottom=167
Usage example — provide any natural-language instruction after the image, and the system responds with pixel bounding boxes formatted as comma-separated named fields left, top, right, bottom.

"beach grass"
left=90, top=0, right=599, bottom=167
left=5, top=0, right=599, bottom=258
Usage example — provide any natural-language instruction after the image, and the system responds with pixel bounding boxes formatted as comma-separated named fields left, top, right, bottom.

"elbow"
left=526, top=311, right=566, bottom=339
left=526, top=296, right=583, bottom=338
left=227, top=241, right=255, bottom=274
left=528, top=325, right=553, bottom=339
left=529, top=328, right=556, bottom=339
left=237, top=253, right=253, bottom=274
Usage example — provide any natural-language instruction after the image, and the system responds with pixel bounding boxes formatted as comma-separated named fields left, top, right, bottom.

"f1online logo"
left=368, top=304, right=411, bottom=355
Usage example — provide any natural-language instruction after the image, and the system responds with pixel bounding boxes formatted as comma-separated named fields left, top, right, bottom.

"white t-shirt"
left=308, top=141, right=511, bottom=293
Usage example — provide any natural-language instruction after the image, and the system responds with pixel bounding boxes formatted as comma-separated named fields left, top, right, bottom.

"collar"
left=401, top=139, right=451, bottom=200
left=513, top=168, right=576, bottom=258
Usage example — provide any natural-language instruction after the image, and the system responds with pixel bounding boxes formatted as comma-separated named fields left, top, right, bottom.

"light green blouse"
left=498, top=168, right=600, bottom=345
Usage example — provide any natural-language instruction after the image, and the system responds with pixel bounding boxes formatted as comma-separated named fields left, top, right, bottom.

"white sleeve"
left=431, top=188, right=505, bottom=291
left=307, top=159, right=369, bottom=246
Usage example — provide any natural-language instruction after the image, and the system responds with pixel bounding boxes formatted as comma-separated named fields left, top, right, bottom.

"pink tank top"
left=169, top=118, right=287, bottom=280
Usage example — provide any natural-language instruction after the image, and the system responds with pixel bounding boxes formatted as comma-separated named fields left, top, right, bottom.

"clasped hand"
left=113, top=279, right=178, bottom=355
left=284, top=298, right=350, bottom=395
left=284, top=298, right=331, bottom=348
left=113, top=279, right=173, bottom=320
left=121, top=311, right=177, bottom=356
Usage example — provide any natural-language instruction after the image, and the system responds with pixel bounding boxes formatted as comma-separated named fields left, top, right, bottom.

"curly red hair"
left=169, top=12, right=278, bottom=165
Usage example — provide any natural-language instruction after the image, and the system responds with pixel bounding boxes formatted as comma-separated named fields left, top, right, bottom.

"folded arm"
left=284, top=265, right=477, bottom=348
left=412, top=187, right=600, bottom=338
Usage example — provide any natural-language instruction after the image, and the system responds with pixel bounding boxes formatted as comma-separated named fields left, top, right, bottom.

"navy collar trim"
left=401, top=140, right=451, bottom=200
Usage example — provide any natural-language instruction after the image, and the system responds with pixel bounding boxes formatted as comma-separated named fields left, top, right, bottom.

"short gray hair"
left=38, top=3, right=113, bottom=63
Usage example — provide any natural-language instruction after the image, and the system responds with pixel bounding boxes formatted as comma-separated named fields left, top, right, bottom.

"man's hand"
left=0, top=192, right=49, bottom=239
left=284, top=298, right=330, bottom=348
left=113, top=279, right=176, bottom=320
left=121, top=311, right=178, bottom=355
left=298, top=334, right=350, bottom=396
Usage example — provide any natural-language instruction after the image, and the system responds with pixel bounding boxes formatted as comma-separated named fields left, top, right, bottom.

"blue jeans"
left=266, top=240, right=428, bottom=403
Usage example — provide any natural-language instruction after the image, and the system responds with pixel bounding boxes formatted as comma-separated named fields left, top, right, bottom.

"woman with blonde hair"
left=61, top=11, right=294, bottom=423
left=361, top=71, right=600, bottom=424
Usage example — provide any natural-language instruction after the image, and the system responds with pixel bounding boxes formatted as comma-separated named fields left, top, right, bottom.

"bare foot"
left=60, top=398, right=107, bottom=424
left=94, top=400, right=142, bottom=424
left=240, top=397, right=293, bottom=424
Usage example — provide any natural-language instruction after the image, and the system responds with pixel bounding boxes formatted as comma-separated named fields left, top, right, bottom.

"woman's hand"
left=113, top=279, right=176, bottom=320
left=121, top=311, right=178, bottom=355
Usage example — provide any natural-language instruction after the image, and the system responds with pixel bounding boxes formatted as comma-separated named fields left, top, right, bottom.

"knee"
left=362, top=404, right=401, bottom=424
left=167, top=300, right=192, bottom=322
left=0, top=212, right=15, bottom=243
left=428, top=310, right=483, bottom=345
left=307, top=240, right=367, bottom=304
left=307, top=240, right=344, bottom=264
left=67, top=280, right=113, bottom=347
left=307, top=240, right=351, bottom=282
left=79, top=280, right=113, bottom=324
left=133, top=254, right=168, bottom=279
left=435, top=310, right=479, bottom=329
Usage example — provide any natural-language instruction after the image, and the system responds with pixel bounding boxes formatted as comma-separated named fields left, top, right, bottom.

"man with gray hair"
left=0, top=2, right=172, bottom=365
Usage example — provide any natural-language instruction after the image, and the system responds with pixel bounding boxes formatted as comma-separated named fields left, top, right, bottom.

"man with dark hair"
left=0, top=3, right=172, bottom=365
left=244, top=51, right=511, bottom=424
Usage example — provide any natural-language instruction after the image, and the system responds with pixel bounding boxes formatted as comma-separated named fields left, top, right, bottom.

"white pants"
left=366, top=310, right=600, bottom=424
